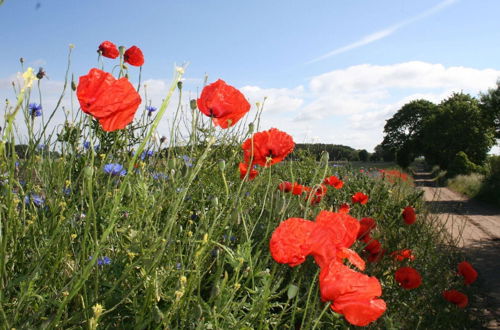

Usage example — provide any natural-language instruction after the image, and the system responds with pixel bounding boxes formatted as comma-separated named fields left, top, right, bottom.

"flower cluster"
left=379, top=169, right=409, bottom=183
left=98, top=41, right=144, bottom=66
left=441, top=261, right=477, bottom=308
left=270, top=211, right=386, bottom=326
left=239, top=128, right=295, bottom=181
left=76, top=42, right=145, bottom=132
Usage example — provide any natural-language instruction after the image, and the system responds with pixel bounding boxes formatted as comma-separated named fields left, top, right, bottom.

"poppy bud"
left=84, top=166, right=94, bottom=179
left=190, top=99, right=197, bottom=110
left=71, top=78, right=77, bottom=92
left=211, top=196, right=219, bottom=208
left=287, top=284, right=299, bottom=299
left=218, top=159, right=226, bottom=171
left=320, top=151, right=329, bottom=163
left=20, top=57, right=24, bottom=64
left=177, top=81, right=183, bottom=90
left=118, top=46, right=126, bottom=56
left=248, top=122, right=254, bottom=134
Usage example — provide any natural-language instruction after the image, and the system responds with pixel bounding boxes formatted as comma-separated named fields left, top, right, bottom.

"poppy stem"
left=136, top=66, right=142, bottom=93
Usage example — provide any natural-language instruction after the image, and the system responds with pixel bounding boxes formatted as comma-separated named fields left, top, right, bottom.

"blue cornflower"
left=175, top=262, right=182, bottom=270
left=89, top=256, right=111, bottom=266
left=63, top=187, right=71, bottom=196
left=83, top=141, right=91, bottom=150
left=25, top=194, right=45, bottom=207
left=152, top=172, right=168, bottom=180
left=94, top=144, right=100, bottom=152
left=97, top=256, right=111, bottom=266
left=181, top=155, right=194, bottom=167
left=140, top=150, right=154, bottom=160
left=103, top=163, right=126, bottom=176
left=146, top=105, right=157, bottom=116
left=28, top=103, right=42, bottom=117
left=37, top=144, right=45, bottom=151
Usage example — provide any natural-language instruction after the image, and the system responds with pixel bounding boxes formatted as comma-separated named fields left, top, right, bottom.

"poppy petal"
left=269, top=218, right=316, bottom=267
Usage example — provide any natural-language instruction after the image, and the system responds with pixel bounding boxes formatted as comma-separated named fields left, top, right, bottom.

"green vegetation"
left=446, top=155, right=500, bottom=207
left=0, top=51, right=482, bottom=328
left=447, top=173, right=485, bottom=198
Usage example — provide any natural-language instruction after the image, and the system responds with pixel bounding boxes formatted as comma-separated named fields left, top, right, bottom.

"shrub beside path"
left=413, top=170, right=500, bottom=329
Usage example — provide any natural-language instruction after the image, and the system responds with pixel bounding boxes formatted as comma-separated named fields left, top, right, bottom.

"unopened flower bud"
left=248, top=123, right=255, bottom=134
left=177, top=81, right=183, bottom=90
left=320, top=151, right=329, bottom=163
left=218, top=159, right=226, bottom=171
left=190, top=99, right=197, bottom=110
left=211, top=196, right=219, bottom=208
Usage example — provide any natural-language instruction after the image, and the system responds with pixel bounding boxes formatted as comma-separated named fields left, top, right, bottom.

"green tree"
left=447, top=151, right=479, bottom=178
left=479, top=80, right=500, bottom=139
left=422, top=93, right=496, bottom=168
left=358, top=149, right=369, bottom=162
left=382, top=99, right=437, bottom=167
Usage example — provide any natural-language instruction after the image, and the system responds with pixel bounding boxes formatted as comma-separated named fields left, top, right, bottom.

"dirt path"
left=414, top=171, right=500, bottom=329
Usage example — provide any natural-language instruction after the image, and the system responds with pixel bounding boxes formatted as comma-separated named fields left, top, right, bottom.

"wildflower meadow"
left=0, top=42, right=482, bottom=328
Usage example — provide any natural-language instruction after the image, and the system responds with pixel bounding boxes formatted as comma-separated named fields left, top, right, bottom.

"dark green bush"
left=447, top=151, right=478, bottom=178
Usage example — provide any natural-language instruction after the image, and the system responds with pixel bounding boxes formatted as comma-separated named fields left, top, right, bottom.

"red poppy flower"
left=308, top=210, right=360, bottom=268
left=239, top=162, right=258, bottom=180
left=402, top=206, right=416, bottom=225
left=352, top=192, right=369, bottom=205
left=124, top=46, right=144, bottom=66
left=269, top=211, right=361, bottom=269
left=391, top=249, right=415, bottom=262
left=291, top=182, right=304, bottom=195
left=323, top=175, right=344, bottom=189
left=197, top=79, right=251, bottom=129
left=364, top=239, right=382, bottom=255
left=394, top=267, right=422, bottom=289
left=319, top=260, right=386, bottom=326
left=77, top=68, right=141, bottom=132
left=458, top=261, right=478, bottom=285
left=278, top=181, right=292, bottom=193
left=443, top=290, right=468, bottom=308
left=367, top=249, right=386, bottom=263
left=242, top=128, right=295, bottom=167
left=269, top=218, right=315, bottom=267
left=338, top=203, right=350, bottom=214
left=357, top=217, right=376, bottom=240
left=98, top=41, right=119, bottom=59
left=380, top=169, right=409, bottom=183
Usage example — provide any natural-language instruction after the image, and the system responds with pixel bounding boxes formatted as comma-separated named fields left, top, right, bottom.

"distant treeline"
left=293, top=143, right=381, bottom=162
left=10, top=142, right=386, bottom=163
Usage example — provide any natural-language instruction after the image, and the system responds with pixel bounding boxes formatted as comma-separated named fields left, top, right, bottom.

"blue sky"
left=1, top=0, right=500, bottom=152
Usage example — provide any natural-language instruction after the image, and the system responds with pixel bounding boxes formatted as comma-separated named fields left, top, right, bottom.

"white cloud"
left=240, top=85, right=304, bottom=114
left=307, top=0, right=458, bottom=63
left=243, top=62, right=500, bottom=151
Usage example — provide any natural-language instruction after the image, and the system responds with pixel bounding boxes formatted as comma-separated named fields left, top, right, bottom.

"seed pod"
left=218, top=159, right=226, bottom=171
left=190, top=99, right=197, bottom=110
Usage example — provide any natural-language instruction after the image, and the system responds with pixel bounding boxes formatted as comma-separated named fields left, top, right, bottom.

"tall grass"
left=447, top=173, right=485, bottom=198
